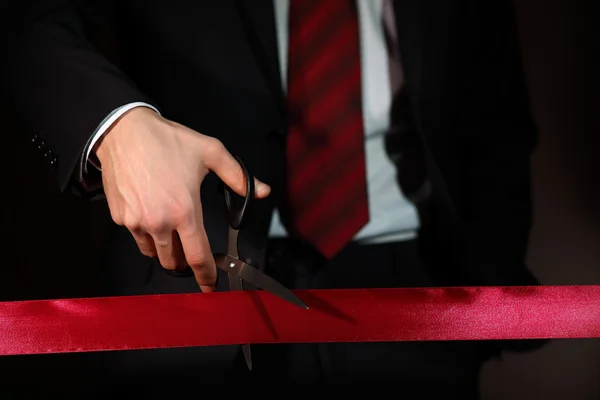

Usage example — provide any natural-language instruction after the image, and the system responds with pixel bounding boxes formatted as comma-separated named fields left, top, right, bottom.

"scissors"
left=213, top=156, right=308, bottom=370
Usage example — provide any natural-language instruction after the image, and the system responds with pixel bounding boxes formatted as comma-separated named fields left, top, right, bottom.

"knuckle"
left=143, top=217, right=169, bottom=235
left=203, top=137, right=225, bottom=161
left=169, top=198, right=194, bottom=225
left=112, top=214, right=124, bottom=226
left=108, top=206, right=124, bottom=226
left=153, top=236, right=170, bottom=248
left=138, top=199, right=194, bottom=234
left=160, top=260, right=178, bottom=271
left=186, top=251, right=208, bottom=269
left=123, top=214, right=143, bottom=232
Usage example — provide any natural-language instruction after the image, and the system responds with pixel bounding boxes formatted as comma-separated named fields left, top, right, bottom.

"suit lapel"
left=234, top=0, right=287, bottom=122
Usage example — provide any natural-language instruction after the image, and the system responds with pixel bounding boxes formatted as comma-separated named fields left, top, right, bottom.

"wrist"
left=95, top=107, right=157, bottom=163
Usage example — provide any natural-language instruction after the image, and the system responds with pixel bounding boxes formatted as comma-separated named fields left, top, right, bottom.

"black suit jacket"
left=6, top=0, right=539, bottom=288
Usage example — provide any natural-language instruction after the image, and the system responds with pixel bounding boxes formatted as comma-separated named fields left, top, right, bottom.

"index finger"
left=177, top=202, right=217, bottom=292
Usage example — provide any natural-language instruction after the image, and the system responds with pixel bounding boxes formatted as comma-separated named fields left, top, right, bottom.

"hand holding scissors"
left=213, top=156, right=308, bottom=370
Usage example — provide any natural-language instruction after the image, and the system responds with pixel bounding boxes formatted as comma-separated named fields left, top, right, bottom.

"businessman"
left=7, top=0, right=544, bottom=394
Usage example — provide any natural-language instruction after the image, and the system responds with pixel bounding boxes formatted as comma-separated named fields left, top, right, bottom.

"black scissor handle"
left=224, top=156, right=254, bottom=230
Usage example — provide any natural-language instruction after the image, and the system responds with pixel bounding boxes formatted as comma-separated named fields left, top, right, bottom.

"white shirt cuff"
left=79, top=102, right=160, bottom=180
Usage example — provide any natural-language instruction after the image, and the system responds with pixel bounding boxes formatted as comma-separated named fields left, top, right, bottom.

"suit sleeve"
left=453, top=0, right=539, bottom=282
left=5, top=0, right=157, bottom=193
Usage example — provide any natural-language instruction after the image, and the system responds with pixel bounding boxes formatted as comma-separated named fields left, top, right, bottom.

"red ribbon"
left=1, top=285, right=599, bottom=356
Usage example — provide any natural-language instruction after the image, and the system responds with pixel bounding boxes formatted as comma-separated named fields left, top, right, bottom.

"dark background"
left=1, top=0, right=598, bottom=397
left=482, top=1, right=600, bottom=399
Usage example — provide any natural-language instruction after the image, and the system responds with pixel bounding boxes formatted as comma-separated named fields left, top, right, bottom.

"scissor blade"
left=242, top=344, right=252, bottom=370
left=238, top=265, right=309, bottom=310
left=228, top=273, right=252, bottom=370
left=228, top=272, right=243, bottom=291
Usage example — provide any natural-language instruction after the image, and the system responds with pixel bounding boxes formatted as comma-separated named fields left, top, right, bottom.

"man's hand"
left=95, top=107, right=271, bottom=292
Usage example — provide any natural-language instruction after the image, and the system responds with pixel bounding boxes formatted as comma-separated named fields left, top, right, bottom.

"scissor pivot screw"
left=229, top=262, right=235, bottom=268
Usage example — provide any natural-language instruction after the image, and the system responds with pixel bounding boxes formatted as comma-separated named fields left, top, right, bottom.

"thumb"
left=203, top=139, right=271, bottom=199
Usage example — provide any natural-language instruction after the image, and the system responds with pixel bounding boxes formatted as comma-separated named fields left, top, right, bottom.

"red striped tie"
left=284, top=0, right=369, bottom=259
